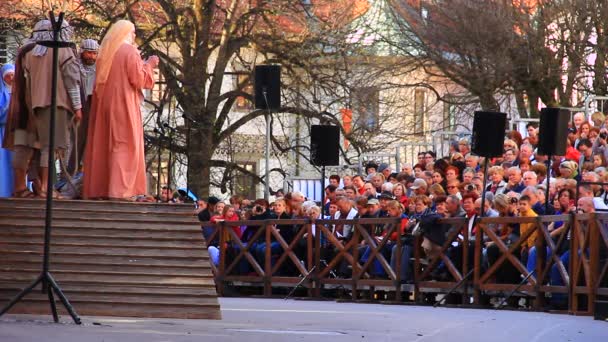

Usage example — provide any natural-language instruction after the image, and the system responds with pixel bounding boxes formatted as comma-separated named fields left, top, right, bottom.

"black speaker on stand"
left=254, top=65, right=281, bottom=200
left=538, top=107, right=569, bottom=213
left=254, top=65, right=281, bottom=110
left=311, top=125, right=340, bottom=214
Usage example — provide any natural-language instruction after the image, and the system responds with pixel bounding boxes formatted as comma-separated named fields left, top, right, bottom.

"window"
left=0, top=34, right=7, bottom=65
left=443, top=96, right=456, bottom=130
left=235, top=74, right=253, bottom=111
left=352, top=87, right=379, bottom=131
left=414, top=89, right=426, bottom=134
left=233, top=162, right=257, bottom=200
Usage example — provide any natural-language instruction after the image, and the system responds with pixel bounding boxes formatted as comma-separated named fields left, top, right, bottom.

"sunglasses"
left=447, top=186, right=458, bottom=189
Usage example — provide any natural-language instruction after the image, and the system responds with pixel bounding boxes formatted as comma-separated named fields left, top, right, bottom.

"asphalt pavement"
left=1, top=297, right=606, bottom=341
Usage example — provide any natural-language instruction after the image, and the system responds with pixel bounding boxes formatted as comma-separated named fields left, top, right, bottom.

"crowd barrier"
left=201, top=213, right=608, bottom=315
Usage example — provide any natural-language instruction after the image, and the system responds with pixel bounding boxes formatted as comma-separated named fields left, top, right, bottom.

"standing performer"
left=83, top=20, right=159, bottom=200
left=2, top=21, right=43, bottom=199
left=66, top=38, right=99, bottom=178
left=0, top=64, right=15, bottom=197
left=22, top=19, right=82, bottom=199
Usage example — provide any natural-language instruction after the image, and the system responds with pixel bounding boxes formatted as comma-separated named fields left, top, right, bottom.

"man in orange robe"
left=83, top=20, right=159, bottom=200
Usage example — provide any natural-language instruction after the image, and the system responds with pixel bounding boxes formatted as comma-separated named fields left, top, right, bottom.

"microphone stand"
left=164, top=123, right=176, bottom=198
left=182, top=115, right=191, bottom=201
left=0, top=11, right=81, bottom=324
left=154, top=126, right=165, bottom=201
left=263, top=87, right=271, bottom=201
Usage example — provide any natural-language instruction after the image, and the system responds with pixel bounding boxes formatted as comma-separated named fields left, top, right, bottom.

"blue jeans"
left=526, top=246, right=552, bottom=273
left=254, top=241, right=282, bottom=270
left=360, top=242, right=394, bottom=277
left=550, top=251, right=570, bottom=304
left=391, top=244, right=413, bottom=281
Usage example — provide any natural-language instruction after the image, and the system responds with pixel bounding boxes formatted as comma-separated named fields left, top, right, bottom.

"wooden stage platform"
left=0, top=198, right=220, bottom=319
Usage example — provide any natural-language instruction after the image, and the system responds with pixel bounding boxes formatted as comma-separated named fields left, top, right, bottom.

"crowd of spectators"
left=193, top=111, right=608, bottom=307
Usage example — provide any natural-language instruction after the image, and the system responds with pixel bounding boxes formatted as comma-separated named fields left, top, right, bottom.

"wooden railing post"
left=217, top=223, right=225, bottom=297
left=589, top=213, right=600, bottom=314
left=534, top=217, right=546, bottom=310
left=351, top=223, right=360, bottom=301
left=473, top=220, right=483, bottom=305
left=313, top=222, right=322, bottom=298
left=264, top=221, right=272, bottom=297
left=569, top=213, right=577, bottom=313
left=462, top=221, right=469, bottom=304
left=395, top=222, right=402, bottom=302
left=413, top=235, right=421, bottom=303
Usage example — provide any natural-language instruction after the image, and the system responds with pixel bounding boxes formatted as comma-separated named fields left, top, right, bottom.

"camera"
left=465, top=184, right=476, bottom=192
left=600, top=132, right=608, bottom=140
left=253, top=205, right=264, bottom=214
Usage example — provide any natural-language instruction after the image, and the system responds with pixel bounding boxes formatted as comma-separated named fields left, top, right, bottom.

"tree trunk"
left=188, top=126, right=214, bottom=199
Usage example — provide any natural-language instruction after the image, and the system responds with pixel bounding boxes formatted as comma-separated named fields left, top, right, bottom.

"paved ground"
left=1, top=298, right=606, bottom=341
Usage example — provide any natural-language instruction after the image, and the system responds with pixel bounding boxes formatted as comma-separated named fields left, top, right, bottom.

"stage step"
left=0, top=198, right=220, bottom=319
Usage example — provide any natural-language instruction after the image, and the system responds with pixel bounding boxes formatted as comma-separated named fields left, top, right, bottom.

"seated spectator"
left=342, top=175, right=353, bottom=188
left=352, top=175, right=366, bottom=195
left=329, top=174, right=340, bottom=188
left=486, top=166, right=506, bottom=194
left=433, top=195, right=449, bottom=217
left=503, top=167, right=525, bottom=193
left=410, top=178, right=428, bottom=196
left=344, top=185, right=357, bottom=200
left=333, top=196, right=358, bottom=239
left=517, top=195, right=539, bottom=266
left=371, top=173, right=385, bottom=192
left=392, top=183, right=409, bottom=208
left=363, top=182, right=377, bottom=198
left=446, top=180, right=461, bottom=199
left=378, top=163, right=392, bottom=180
left=208, top=205, right=241, bottom=267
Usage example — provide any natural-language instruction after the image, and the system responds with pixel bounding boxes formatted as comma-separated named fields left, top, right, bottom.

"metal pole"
left=264, top=110, right=270, bottom=201
left=480, top=156, right=490, bottom=218
left=321, top=166, right=326, bottom=215
left=545, top=155, right=552, bottom=214
left=186, top=118, right=190, bottom=200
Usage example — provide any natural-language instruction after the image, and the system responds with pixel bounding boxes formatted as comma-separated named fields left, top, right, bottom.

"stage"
left=0, top=198, right=220, bottom=320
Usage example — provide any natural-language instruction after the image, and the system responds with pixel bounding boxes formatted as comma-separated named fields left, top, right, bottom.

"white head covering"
left=31, top=18, right=74, bottom=57
left=80, top=39, right=99, bottom=52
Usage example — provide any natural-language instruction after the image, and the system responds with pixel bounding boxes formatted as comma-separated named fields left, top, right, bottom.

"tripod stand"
left=0, top=12, right=81, bottom=324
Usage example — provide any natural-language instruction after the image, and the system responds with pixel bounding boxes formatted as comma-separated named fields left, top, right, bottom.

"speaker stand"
left=545, top=154, right=552, bottom=213
left=321, top=166, right=326, bottom=216
left=480, top=156, right=490, bottom=219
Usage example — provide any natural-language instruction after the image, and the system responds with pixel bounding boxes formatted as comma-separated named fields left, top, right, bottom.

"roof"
left=344, top=0, right=416, bottom=56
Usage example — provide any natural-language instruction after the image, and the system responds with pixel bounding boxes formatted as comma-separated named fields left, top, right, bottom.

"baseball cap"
left=366, top=198, right=380, bottom=205
left=410, top=178, right=427, bottom=190
left=377, top=163, right=389, bottom=173
left=378, top=191, right=395, bottom=200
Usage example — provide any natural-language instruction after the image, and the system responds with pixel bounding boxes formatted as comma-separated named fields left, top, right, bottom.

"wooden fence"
left=201, top=213, right=608, bottom=315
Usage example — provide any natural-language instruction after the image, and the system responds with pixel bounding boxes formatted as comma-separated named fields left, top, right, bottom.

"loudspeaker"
left=311, top=125, right=340, bottom=166
left=471, top=111, right=507, bottom=157
left=254, top=65, right=281, bottom=110
left=538, top=107, right=569, bottom=156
